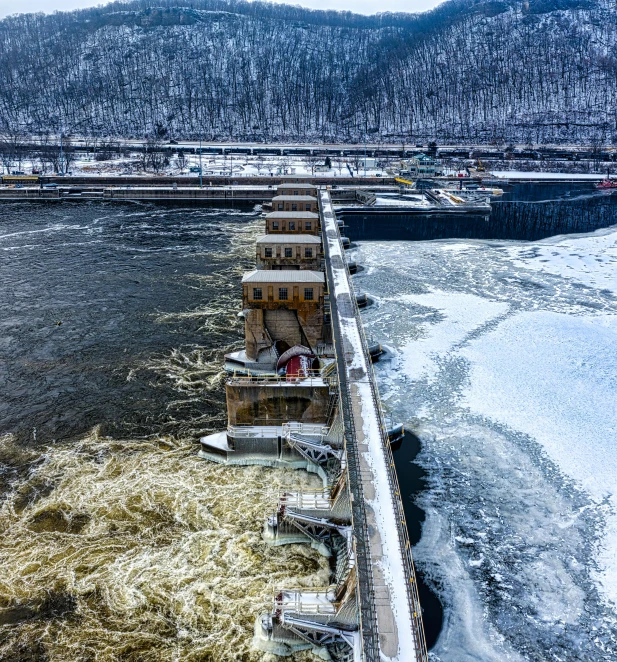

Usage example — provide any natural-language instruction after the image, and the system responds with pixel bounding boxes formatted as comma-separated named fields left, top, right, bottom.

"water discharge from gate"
left=0, top=202, right=326, bottom=661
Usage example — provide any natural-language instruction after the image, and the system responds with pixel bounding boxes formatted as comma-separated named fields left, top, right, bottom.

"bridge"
left=199, top=189, right=428, bottom=661
left=320, top=191, right=427, bottom=661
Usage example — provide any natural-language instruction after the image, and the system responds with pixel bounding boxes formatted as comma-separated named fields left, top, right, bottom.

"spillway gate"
left=199, top=186, right=428, bottom=662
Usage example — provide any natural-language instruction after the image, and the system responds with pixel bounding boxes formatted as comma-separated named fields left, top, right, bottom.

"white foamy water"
left=0, top=206, right=325, bottom=661
left=0, top=431, right=326, bottom=661
left=352, top=225, right=617, bottom=661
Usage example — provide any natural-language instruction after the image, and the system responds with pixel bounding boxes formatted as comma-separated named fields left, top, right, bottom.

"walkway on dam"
left=320, top=190, right=427, bottom=662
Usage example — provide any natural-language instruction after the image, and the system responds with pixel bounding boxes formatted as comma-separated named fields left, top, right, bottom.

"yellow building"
left=256, top=235, right=322, bottom=270
left=276, top=183, right=318, bottom=197
left=271, top=195, right=318, bottom=213
left=241, top=270, right=326, bottom=360
left=265, top=211, right=319, bottom=235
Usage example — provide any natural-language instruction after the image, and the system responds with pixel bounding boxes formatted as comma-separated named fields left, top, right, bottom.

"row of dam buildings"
left=200, top=183, right=427, bottom=662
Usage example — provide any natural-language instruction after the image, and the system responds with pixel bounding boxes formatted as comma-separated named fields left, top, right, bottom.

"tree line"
left=0, top=0, right=615, bottom=145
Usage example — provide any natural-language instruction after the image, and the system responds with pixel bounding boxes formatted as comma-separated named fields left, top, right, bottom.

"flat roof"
left=272, top=195, right=318, bottom=202
left=242, top=270, right=325, bottom=284
left=265, top=211, right=319, bottom=219
left=256, top=234, right=321, bottom=244
left=277, top=183, right=317, bottom=189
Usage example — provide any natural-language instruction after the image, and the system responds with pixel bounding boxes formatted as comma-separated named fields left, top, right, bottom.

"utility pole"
left=364, top=136, right=367, bottom=177
left=59, top=126, right=64, bottom=176
left=199, top=137, right=203, bottom=188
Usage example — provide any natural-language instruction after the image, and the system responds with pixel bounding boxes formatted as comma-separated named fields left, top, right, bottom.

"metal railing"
left=227, top=424, right=328, bottom=439
left=274, top=589, right=338, bottom=616
left=227, top=369, right=333, bottom=388
left=278, top=489, right=332, bottom=510
left=353, top=292, right=429, bottom=661
left=321, top=192, right=381, bottom=662
left=282, top=422, right=330, bottom=437
left=321, top=190, right=429, bottom=662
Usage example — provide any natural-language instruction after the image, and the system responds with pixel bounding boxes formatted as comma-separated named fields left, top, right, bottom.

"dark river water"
left=0, top=187, right=615, bottom=661
left=0, top=202, right=254, bottom=447
left=0, top=202, right=333, bottom=662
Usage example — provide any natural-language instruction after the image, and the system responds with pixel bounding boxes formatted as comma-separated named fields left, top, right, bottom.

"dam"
left=200, top=185, right=428, bottom=661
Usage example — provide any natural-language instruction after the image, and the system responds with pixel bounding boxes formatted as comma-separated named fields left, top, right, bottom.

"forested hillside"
left=0, top=0, right=615, bottom=144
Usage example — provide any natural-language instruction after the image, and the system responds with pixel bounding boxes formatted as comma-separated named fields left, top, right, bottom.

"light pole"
left=199, top=137, right=203, bottom=188
left=59, top=126, right=64, bottom=176
left=363, top=135, right=367, bottom=177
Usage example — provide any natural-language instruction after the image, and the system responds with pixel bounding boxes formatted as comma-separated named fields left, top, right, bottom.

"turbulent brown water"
left=0, top=203, right=326, bottom=661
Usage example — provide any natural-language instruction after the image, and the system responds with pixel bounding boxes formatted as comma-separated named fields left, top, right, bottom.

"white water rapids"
left=0, top=205, right=326, bottom=661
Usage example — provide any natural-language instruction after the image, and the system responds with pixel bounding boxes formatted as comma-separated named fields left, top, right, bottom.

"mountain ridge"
left=0, top=0, right=615, bottom=144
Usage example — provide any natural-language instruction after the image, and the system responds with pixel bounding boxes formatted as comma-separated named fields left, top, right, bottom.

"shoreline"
left=0, top=173, right=611, bottom=206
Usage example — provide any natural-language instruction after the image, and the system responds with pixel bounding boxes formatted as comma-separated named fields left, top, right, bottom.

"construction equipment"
left=476, top=159, right=486, bottom=172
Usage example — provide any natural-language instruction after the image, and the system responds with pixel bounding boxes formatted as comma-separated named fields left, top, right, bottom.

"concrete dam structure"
left=200, top=185, right=428, bottom=662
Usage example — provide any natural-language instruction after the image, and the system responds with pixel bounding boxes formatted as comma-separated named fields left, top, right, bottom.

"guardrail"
left=282, top=422, right=331, bottom=437
left=227, top=370, right=333, bottom=388
left=274, top=589, right=338, bottom=616
left=226, top=423, right=330, bottom=438
left=278, top=488, right=332, bottom=510
left=322, top=198, right=381, bottom=662
left=332, top=203, right=429, bottom=661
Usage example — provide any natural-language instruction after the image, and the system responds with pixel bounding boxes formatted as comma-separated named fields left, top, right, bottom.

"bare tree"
left=0, top=131, right=25, bottom=173
left=305, top=152, right=320, bottom=176
left=62, top=136, right=76, bottom=174
left=142, top=124, right=169, bottom=173
left=0, top=0, right=613, bottom=146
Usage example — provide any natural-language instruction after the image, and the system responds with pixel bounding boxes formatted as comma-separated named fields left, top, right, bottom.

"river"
left=0, top=202, right=326, bottom=661
left=1, top=186, right=616, bottom=661
left=351, top=184, right=617, bottom=661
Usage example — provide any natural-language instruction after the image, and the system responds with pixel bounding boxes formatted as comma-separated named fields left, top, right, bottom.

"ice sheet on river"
left=353, top=225, right=617, bottom=661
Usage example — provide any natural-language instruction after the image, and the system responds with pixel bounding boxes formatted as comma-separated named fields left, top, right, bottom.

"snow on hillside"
left=0, top=0, right=615, bottom=143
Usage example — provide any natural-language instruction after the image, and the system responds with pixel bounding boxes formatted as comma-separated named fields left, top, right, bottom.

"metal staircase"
left=276, top=613, right=358, bottom=652
left=278, top=507, right=350, bottom=545
left=281, top=419, right=345, bottom=483
left=258, top=585, right=360, bottom=662
left=285, top=432, right=343, bottom=465
left=261, top=425, right=359, bottom=661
